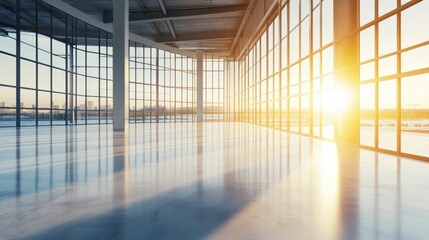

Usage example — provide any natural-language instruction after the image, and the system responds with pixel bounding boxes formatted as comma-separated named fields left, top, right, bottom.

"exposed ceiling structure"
left=63, top=0, right=252, bottom=55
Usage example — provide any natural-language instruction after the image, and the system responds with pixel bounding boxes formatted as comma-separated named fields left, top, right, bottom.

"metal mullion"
left=309, top=0, right=314, bottom=137
left=49, top=6, right=53, bottom=126
left=156, top=48, right=159, bottom=123
left=142, top=45, right=146, bottom=123
left=243, top=50, right=245, bottom=119
left=194, top=58, right=197, bottom=122
left=279, top=5, right=283, bottom=130
left=254, top=50, right=257, bottom=125
left=150, top=48, right=153, bottom=123
left=68, top=18, right=74, bottom=124
left=204, top=54, right=207, bottom=120
left=360, top=40, right=428, bottom=66
left=161, top=52, right=164, bottom=123
left=173, top=54, right=176, bottom=122
left=265, top=30, right=269, bottom=127
left=375, top=0, right=379, bottom=149
left=183, top=57, right=186, bottom=122
left=98, top=29, right=101, bottom=124
left=74, top=19, right=78, bottom=124
left=397, top=0, right=402, bottom=153
left=35, top=0, right=39, bottom=126
left=239, top=60, right=241, bottom=123
left=319, top=0, right=323, bottom=137
left=224, top=60, right=227, bottom=122
left=65, top=14, right=68, bottom=125
left=125, top=40, right=130, bottom=123
left=16, top=0, right=21, bottom=127
left=181, top=56, right=184, bottom=121
left=84, top=23, right=88, bottom=125
left=257, top=51, right=260, bottom=125
left=69, top=41, right=74, bottom=124
left=298, top=0, right=302, bottom=134
left=359, top=0, right=420, bottom=33
left=135, top=43, right=138, bottom=123
left=107, top=33, right=110, bottom=124
left=252, top=53, right=254, bottom=124
left=129, top=42, right=133, bottom=123
left=287, top=2, right=291, bottom=132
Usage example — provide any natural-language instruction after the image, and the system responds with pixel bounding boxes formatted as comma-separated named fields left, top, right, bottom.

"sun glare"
left=318, top=86, right=352, bottom=114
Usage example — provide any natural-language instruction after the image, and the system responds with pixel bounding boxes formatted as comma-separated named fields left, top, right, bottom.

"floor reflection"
left=0, top=123, right=428, bottom=239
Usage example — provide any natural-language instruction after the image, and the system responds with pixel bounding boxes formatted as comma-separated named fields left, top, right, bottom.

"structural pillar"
left=334, top=3, right=360, bottom=240
left=334, top=0, right=359, bottom=144
left=113, top=0, right=129, bottom=131
left=196, top=51, right=203, bottom=122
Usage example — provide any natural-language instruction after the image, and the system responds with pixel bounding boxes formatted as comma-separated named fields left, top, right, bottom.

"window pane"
left=52, top=68, right=66, bottom=93
left=0, top=85, right=16, bottom=108
left=401, top=44, right=429, bottom=73
left=0, top=54, right=16, bottom=87
left=38, top=91, right=51, bottom=109
left=360, top=61, right=375, bottom=81
left=360, top=26, right=375, bottom=62
left=322, top=0, right=333, bottom=45
left=21, top=60, right=36, bottom=89
left=0, top=34, right=16, bottom=55
left=401, top=74, right=429, bottom=157
left=401, top=0, right=429, bottom=48
left=21, top=89, right=35, bottom=109
left=360, top=0, right=374, bottom=26
left=301, top=18, right=310, bottom=57
left=38, top=64, right=50, bottom=91
left=290, top=0, right=299, bottom=28
left=378, top=15, right=397, bottom=56
left=379, top=80, right=397, bottom=151
left=379, top=0, right=397, bottom=17
left=290, top=28, right=299, bottom=63
left=360, top=83, right=375, bottom=147
left=379, top=55, right=397, bottom=77
left=313, top=6, right=321, bottom=50
left=281, top=6, right=288, bottom=39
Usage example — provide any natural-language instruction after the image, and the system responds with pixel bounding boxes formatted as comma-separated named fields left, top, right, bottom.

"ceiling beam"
left=229, top=0, right=257, bottom=55
left=103, top=5, right=246, bottom=23
left=166, top=20, right=176, bottom=39
left=156, top=0, right=167, bottom=14
left=134, top=0, right=160, bottom=37
left=155, top=31, right=236, bottom=43
left=156, top=0, right=176, bottom=40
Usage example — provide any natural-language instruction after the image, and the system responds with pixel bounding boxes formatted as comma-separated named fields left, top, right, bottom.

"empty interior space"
left=1, top=0, right=429, bottom=239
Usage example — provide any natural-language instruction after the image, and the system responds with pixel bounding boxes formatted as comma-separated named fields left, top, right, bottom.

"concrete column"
left=334, top=0, right=359, bottom=144
left=196, top=51, right=203, bottom=122
left=113, top=0, right=129, bottom=131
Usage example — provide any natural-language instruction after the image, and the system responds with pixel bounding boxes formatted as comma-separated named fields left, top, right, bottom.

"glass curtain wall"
left=0, top=0, right=113, bottom=127
left=129, top=44, right=196, bottom=123
left=203, top=53, right=225, bottom=121
left=359, top=0, right=429, bottom=158
left=0, top=0, right=200, bottom=127
left=230, top=0, right=334, bottom=137
left=229, top=0, right=429, bottom=160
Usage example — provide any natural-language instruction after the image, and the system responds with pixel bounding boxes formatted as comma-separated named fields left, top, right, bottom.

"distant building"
left=88, top=101, right=94, bottom=110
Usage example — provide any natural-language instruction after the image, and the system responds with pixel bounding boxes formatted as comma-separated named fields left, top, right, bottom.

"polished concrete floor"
left=0, top=122, right=428, bottom=240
